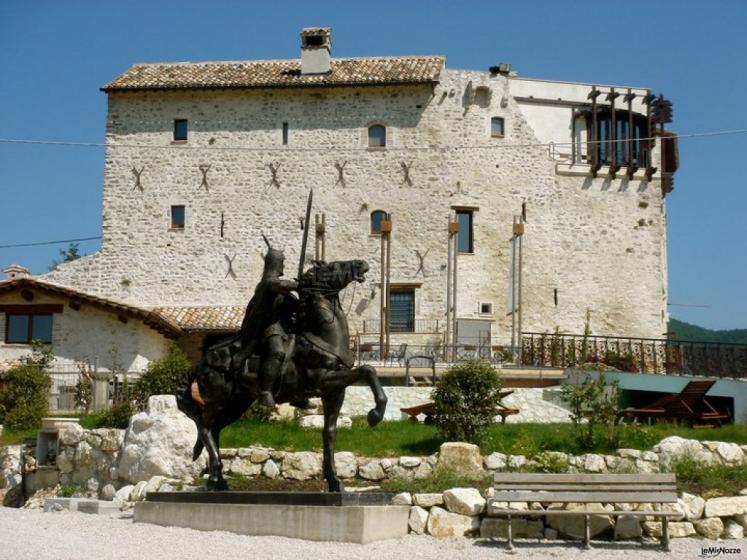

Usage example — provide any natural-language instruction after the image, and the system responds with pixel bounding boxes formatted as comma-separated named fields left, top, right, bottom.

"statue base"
left=134, top=491, right=409, bottom=543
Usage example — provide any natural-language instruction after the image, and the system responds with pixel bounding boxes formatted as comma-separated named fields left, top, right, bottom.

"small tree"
left=49, top=242, right=83, bottom=271
left=561, top=373, right=621, bottom=449
left=133, top=343, right=192, bottom=410
left=432, top=360, right=503, bottom=445
left=0, top=341, right=52, bottom=430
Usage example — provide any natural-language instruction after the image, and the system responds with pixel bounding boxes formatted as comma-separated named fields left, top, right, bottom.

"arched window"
left=370, top=210, right=388, bottom=234
left=368, top=124, right=386, bottom=148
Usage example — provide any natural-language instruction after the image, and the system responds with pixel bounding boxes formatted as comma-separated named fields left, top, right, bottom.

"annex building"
left=0, top=28, right=677, bottom=373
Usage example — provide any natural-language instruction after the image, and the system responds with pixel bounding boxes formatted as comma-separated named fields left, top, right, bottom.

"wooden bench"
left=488, top=472, right=679, bottom=551
left=400, top=392, right=518, bottom=424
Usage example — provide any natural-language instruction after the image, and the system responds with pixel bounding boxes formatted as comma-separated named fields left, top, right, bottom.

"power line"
left=0, top=128, right=746, bottom=153
left=0, top=236, right=101, bottom=249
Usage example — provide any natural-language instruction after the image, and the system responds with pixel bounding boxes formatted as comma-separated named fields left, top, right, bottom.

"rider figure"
left=237, top=242, right=298, bottom=408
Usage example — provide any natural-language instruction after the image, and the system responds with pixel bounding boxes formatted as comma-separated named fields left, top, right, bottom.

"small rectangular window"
left=456, top=210, right=473, bottom=253
left=480, top=303, right=493, bottom=314
left=174, top=119, right=188, bottom=142
left=171, top=205, right=185, bottom=229
left=491, top=117, right=505, bottom=138
left=5, top=313, right=53, bottom=344
left=282, top=122, right=289, bottom=145
left=389, top=289, right=415, bottom=333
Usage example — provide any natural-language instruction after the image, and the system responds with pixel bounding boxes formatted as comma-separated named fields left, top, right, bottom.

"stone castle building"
left=0, top=28, right=677, bottom=371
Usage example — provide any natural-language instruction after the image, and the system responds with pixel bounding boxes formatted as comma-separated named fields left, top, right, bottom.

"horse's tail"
left=175, top=363, right=205, bottom=462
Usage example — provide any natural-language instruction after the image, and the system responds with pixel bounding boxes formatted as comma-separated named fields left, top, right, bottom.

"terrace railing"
left=521, top=331, right=747, bottom=379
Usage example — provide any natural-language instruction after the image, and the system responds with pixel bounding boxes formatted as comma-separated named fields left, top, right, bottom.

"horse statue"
left=176, top=258, right=387, bottom=492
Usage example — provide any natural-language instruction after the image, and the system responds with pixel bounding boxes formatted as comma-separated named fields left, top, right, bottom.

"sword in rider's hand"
left=298, top=189, right=313, bottom=281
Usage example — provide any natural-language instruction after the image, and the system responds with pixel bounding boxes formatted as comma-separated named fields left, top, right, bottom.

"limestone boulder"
left=426, top=506, right=480, bottom=537
left=333, top=452, right=357, bottom=479
left=484, top=452, right=507, bottom=470
left=735, top=513, right=747, bottom=531
left=547, top=503, right=613, bottom=539
left=413, top=461, right=433, bottom=479
left=443, top=488, right=486, bottom=516
left=413, top=493, right=444, bottom=508
left=437, top=442, right=483, bottom=476
left=392, top=492, right=412, bottom=506
left=654, top=436, right=709, bottom=468
left=480, top=518, right=543, bottom=539
left=228, top=458, right=262, bottom=477
left=704, top=496, right=747, bottom=518
left=680, top=492, right=705, bottom=521
left=100, top=484, right=116, bottom=501
left=507, top=455, right=527, bottom=469
left=117, top=395, right=206, bottom=483
left=262, top=459, right=280, bottom=479
left=297, top=415, right=352, bottom=429
left=614, top=515, right=642, bottom=540
left=617, top=448, right=641, bottom=459
left=58, top=424, right=84, bottom=446
left=723, top=519, right=744, bottom=539
left=144, top=476, right=166, bottom=496
left=399, top=456, right=421, bottom=468
left=282, top=452, right=322, bottom=480
left=583, top=454, right=606, bottom=473
left=695, top=517, right=724, bottom=539
left=93, top=428, right=124, bottom=452
left=408, top=506, right=429, bottom=534
left=358, top=460, right=385, bottom=481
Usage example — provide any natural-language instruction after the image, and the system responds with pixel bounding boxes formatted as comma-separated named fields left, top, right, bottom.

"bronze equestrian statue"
left=177, top=233, right=387, bottom=492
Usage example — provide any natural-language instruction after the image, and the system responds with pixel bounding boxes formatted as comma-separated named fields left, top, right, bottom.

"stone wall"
left=45, top=66, right=668, bottom=343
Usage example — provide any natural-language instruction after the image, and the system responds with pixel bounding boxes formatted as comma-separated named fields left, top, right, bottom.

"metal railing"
left=350, top=338, right=516, bottom=368
left=360, top=319, right=441, bottom=334
left=521, top=331, right=747, bottom=379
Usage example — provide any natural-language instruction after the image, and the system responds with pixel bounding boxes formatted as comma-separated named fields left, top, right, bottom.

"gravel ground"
left=0, top=507, right=729, bottom=560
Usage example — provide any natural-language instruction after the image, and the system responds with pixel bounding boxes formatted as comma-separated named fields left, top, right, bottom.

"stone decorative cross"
left=224, top=254, right=237, bottom=279
left=131, top=166, right=145, bottom=191
left=268, top=162, right=281, bottom=188
left=198, top=164, right=211, bottom=191
left=400, top=161, right=413, bottom=186
left=334, top=161, right=348, bottom=187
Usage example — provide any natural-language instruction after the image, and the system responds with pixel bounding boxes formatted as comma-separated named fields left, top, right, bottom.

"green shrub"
left=58, top=485, right=80, bottom=498
left=529, top=452, right=569, bottom=473
left=133, top=343, right=191, bottom=410
left=432, top=360, right=503, bottom=445
left=509, top=429, right=540, bottom=458
left=0, top=343, right=52, bottom=430
left=95, top=401, right=134, bottom=429
left=672, top=456, right=747, bottom=498
left=561, top=373, right=621, bottom=450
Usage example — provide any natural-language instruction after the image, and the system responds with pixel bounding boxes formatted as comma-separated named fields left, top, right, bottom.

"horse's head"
left=301, top=259, right=369, bottom=294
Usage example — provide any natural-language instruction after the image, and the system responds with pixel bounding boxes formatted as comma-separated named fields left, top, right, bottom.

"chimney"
left=300, top=27, right=332, bottom=75
left=3, top=264, right=30, bottom=280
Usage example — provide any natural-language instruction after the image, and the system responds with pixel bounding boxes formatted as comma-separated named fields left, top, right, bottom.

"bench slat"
left=489, top=509, right=683, bottom=517
left=493, top=484, right=676, bottom=492
left=493, top=473, right=675, bottom=484
left=490, top=491, right=678, bottom=503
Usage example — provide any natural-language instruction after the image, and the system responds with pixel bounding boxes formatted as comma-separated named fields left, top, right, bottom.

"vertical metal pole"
left=510, top=217, right=517, bottom=362
left=385, top=214, right=392, bottom=361
left=380, top=228, right=386, bottom=360
left=452, top=215, right=458, bottom=360
left=314, top=214, right=320, bottom=261
left=571, top=107, right=576, bottom=164
left=445, top=218, right=453, bottom=363
left=517, top=216, right=524, bottom=365
left=321, top=214, right=326, bottom=261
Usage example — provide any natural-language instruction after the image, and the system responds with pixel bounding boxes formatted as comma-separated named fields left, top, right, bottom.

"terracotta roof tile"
left=102, top=56, right=444, bottom=92
left=153, top=306, right=244, bottom=331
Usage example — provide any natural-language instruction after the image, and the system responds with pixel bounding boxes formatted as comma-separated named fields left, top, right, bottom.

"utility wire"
left=0, top=236, right=101, bottom=249
left=0, top=128, right=746, bottom=153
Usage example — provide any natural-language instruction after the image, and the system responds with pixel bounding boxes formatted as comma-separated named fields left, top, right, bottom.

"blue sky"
left=1, top=1, right=745, bottom=330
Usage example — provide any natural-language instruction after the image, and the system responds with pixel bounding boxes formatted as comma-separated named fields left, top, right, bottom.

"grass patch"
left=673, top=457, right=747, bottom=498
left=381, top=467, right=492, bottom=494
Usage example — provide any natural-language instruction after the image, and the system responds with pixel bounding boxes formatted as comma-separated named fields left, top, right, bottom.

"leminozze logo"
left=699, top=546, right=743, bottom=558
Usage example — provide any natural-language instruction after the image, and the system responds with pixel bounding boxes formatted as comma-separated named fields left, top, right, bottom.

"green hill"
left=668, top=318, right=747, bottom=344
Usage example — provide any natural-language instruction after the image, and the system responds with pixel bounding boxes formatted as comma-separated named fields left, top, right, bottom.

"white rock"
left=85, top=477, right=99, bottom=494
left=380, top=458, right=394, bottom=472
left=333, top=452, right=357, bottom=479
left=723, top=519, right=744, bottom=539
left=114, top=484, right=134, bottom=503
left=130, top=480, right=148, bottom=502
left=680, top=492, right=705, bottom=521
left=437, top=442, right=483, bottom=476
left=297, top=415, right=352, bottom=429
left=399, top=456, right=421, bottom=468
left=358, top=460, right=385, bottom=481
left=655, top=436, right=706, bottom=468
left=547, top=503, right=613, bottom=539
left=58, top=424, right=84, bottom=446
left=282, top=452, right=322, bottom=480
left=483, top=452, right=507, bottom=470
left=735, top=513, right=747, bottom=531
left=704, top=496, right=747, bottom=517
left=392, top=492, right=412, bottom=506
left=695, top=517, right=724, bottom=539
left=229, top=458, right=262, bottom=477
left=144, top=476, right=166, bottom=496
left=614, top=515, right=641, bottom=540
left=443, top=487, right=486, bottom=516
left=617, top=448, right=641, bottom=459
left=408, top=506, right=429, bottom=534
left=262, top=459, right=280, bottom=479
left=413, top=461, right=433, bottom=479
left=100, top=484, right=116, bottom=501
left=507, top=455, right=527, bottom=469
left=584, top=454, right=606, bottom=473
left=249, top=448, right=271, bottom=463
left=413, top=493, right=444, bottom=507
left=426, top=506, right=480, bottom=537
left=714, top=442, right=745, bottom=464
left=480, top=518, right=543, bottom=539
left=158, top=483, right=175, bottom=493
left=117, top=395, right=207, bottom=483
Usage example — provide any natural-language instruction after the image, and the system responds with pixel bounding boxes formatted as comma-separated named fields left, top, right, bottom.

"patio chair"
left=619, top=379, right=730, bottom=426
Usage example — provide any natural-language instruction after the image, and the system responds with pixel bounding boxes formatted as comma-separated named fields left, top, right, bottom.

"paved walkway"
left=0, top=507, right=731, bottom=560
